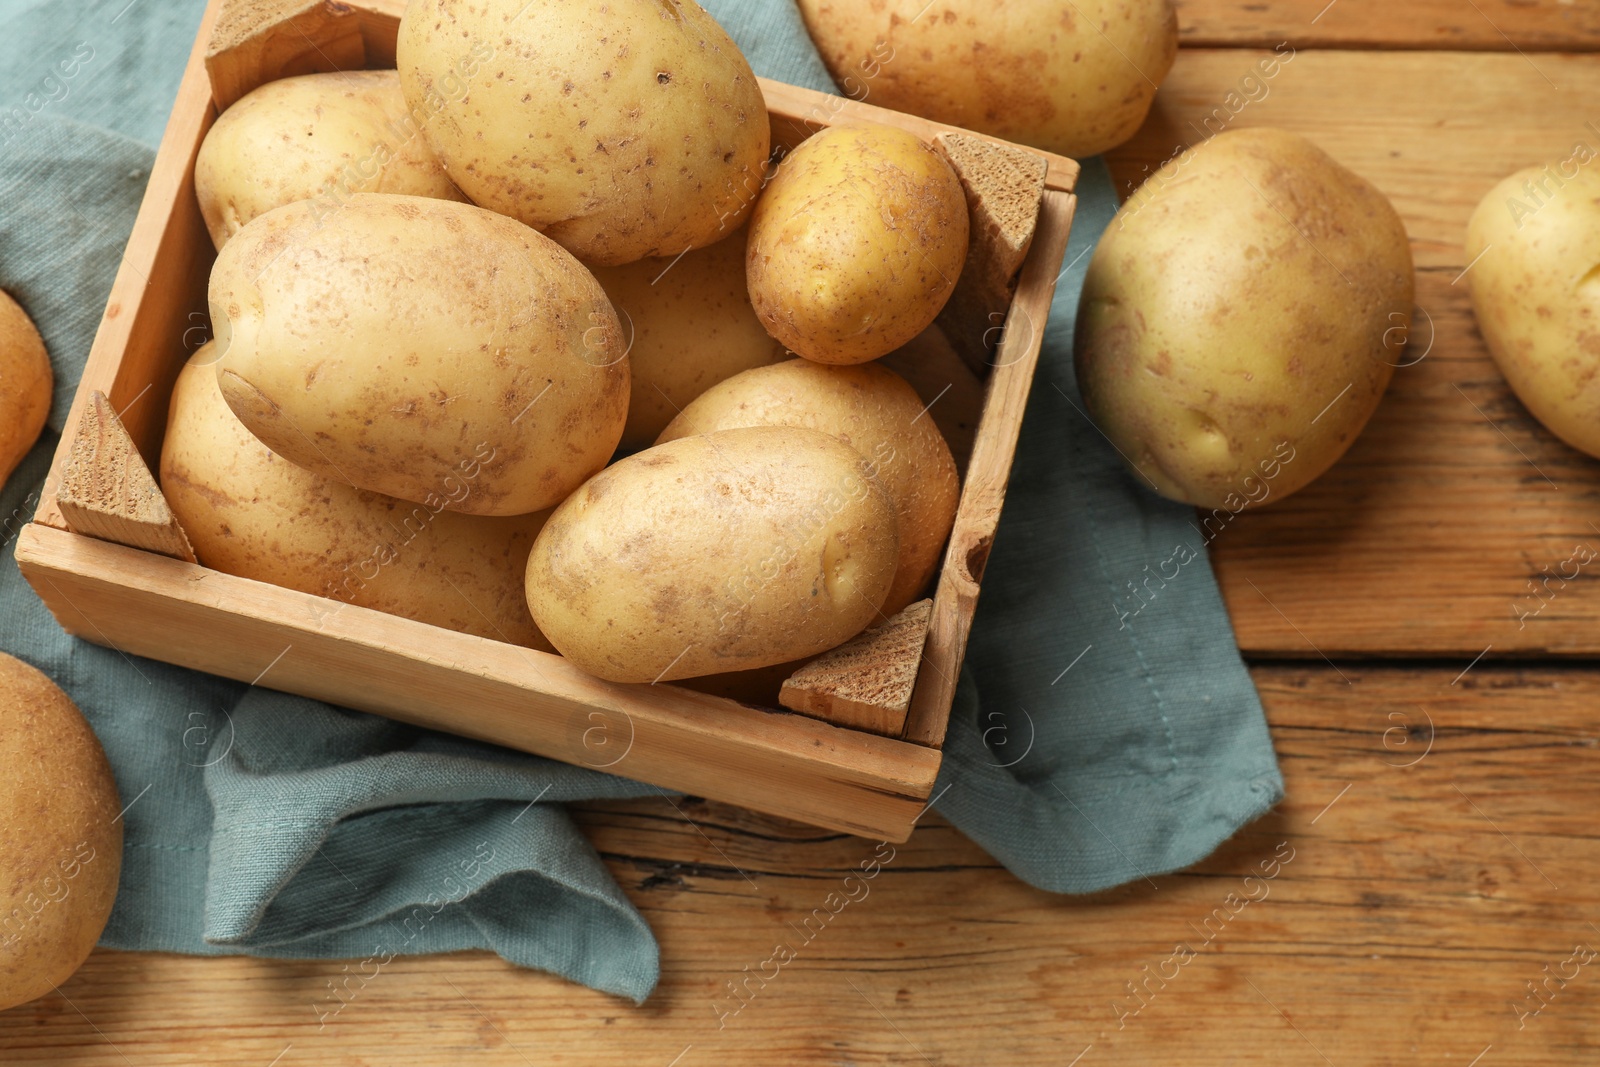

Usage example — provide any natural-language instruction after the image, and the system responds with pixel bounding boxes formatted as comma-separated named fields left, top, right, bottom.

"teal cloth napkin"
left=0, top=0, right=1282, bottom=1004
left=934, top=158, right=1284, bottom=891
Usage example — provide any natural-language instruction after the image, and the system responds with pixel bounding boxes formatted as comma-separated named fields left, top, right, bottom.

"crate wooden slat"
left=906, top=184, right=1075, bottom=747
left=1174, top=0, right=1600, bottom=52
left=15, top=523, right=939, bottom=838
left=15, top=0, right=1077, bottom=841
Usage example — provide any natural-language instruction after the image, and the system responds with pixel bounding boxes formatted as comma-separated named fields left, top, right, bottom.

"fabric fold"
left=199, top=690, right=664, bottom=1004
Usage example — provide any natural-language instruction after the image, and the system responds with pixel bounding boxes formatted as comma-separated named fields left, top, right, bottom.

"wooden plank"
left=1176, top=0, right=1600, bottom=52
left=321, top=0, right=1600, bottom=60
left=305, top=0, right=1600, bottom=62
left=1101, top=48, right=1600, bottom=657
left=2, top=663, right=1595, bottom=1063
left=13, top=523, right=939, bottom=842
left=56, top=392, right=195, bottom=562
left=903, top=188, right=1076, bottom=746
left=1105, top=50, right=1600, bottom=267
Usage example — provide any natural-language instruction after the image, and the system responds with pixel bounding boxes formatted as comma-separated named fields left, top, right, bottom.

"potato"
left=1467, top=159, right=1600, bottom=458
left=1075, top=128, right=1412, bottom=510
left=195, top=70, right=466, bottom=250
left=878, top=322, right=981, bottom=475
left=210, top=193, right=628, bottom=516
left=0, top=652, right=121, bottom=1012
left=797, top=0, right=1177, bottom=159
left=525, top=426, right=899, bottom=682
left=747, top=124, right=969, bottom=365
left=0, top=290, right=51, bottom=486
left=396, top=0, right=770, bottom=266
left=658, top=359, right=958, bottom=613
left=164, top=346, right=552, bottom=648
left=588, top=227, right=786, bottom=450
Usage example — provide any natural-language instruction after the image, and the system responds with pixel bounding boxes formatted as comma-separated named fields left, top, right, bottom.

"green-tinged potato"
left=797, top=0, right=1178, bottom=159
left=1076, top=128, right=1413, bottom=510
left=0, top=652, right=121, bottom=1012
left=525, top=426, right=899, bottom=682
left=195, top=70, right=466, bottom=250
left=658, top=359, right=958, bottom=614
left=164, top=347, right=552, bottom=648
left=210, top=193, right=628, bottom=516
left=397, top=0, right=770, bottom=265
left=0, top=290, right=51, bottom=486
left=588, top=227, right=786, bottom=450
left=1467, top=158, right=1600, bottom=458
left=747, top=124, right=969, bottom=365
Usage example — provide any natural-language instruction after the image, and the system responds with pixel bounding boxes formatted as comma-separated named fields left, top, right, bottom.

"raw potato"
left=658, top=359, right=959, bottom=614
left=0, top=652, right=121, bottom=1012
left=747, top=124, right=969, bottom=365
left=164, top=347, right=552, bottom=648
left=210, top=193, right=628, bottom=516
left=1076, top=128, right=1413, bottom=510
left=0, top=290, right=52, bottom=486
left=1467, top=160, right=1600, bottom=458
left=797, top=0, right=1177, bottom=159
left=397, top=0, right=770, bottom=265
left=195, top=70, right=466, bottom=250
left=878, top=323, right=981, bottom=475
left=588, top=227, right=786, bottom=450
left=525, top=426, right=899, bottom=682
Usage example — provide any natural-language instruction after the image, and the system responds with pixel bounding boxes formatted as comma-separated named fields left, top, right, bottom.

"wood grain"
left=780, top=599, right=932, bottom=735
left=56, top=393, right=195, bottom=563
left=1100, top=48, right=1600, bottom=658
left=1105, top=50, right=1595, bottom=272
left=1175, top=0, right=1600, bottom=52
left=934, top=132, right=1048, bottom=377
left=904, top=188, right=1077, bottom=746
left=14, top=524, right=940, bottom=842
left=2, top=664, right=1595, bottom=1065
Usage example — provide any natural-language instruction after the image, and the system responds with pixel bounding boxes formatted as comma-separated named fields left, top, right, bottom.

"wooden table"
left=6, top=1, right=1600, bottom=1062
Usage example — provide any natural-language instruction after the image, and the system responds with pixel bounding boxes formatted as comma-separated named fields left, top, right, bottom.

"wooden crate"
left=13, top=0, right=1077, bottom=841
